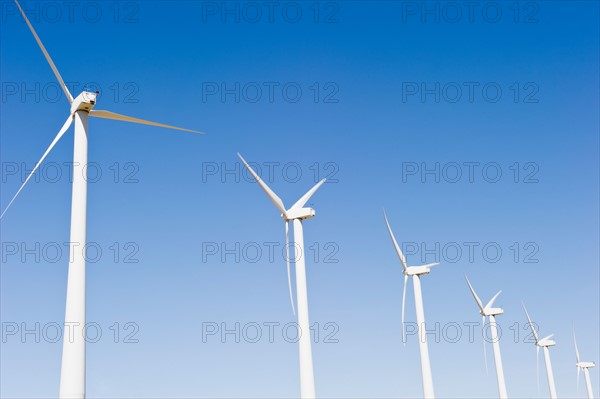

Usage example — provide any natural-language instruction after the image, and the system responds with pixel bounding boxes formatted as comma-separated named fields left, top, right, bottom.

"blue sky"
left=1, top=1, right=598, bottom=397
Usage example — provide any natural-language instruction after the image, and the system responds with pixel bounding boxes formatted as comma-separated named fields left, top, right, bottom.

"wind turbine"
left=237, top=153, right=326, bottom=399
left=523, top=304, right=557, bottom=399
left=574, top=330, right=596, bottom=399
left=464, top=276, right=508, bottom=399
left=383, top=211, right=439, bottom=399
left=3, top=1, right=201, bottom=397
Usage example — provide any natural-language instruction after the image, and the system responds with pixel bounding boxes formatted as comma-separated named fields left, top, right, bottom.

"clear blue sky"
left=1, top=1, right=598, bottom=398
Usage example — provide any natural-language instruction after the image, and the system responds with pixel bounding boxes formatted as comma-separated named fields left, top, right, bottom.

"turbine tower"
left=465, top=276, right=508, bottom=399
left=523, top=304, right=557, bottom=399
left=238, top=153, right=327, bottom=399
left=4, top=1, right=201, bottom=397
left=383, top=211, right=440, bottom=399
left=574, top=330, right=596, bottom=399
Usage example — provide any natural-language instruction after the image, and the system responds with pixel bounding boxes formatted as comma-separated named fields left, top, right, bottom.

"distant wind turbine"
left=4, top=1, right=201, bottom=397
left=238, top=153, right=326, bottom=399
left=465, top=276, right=508, bottom=399
left=383, top=211, right=439, bottom=399
left=523, top=304, right=557, bottom=399
left=574, top=330, right=596, bottom=399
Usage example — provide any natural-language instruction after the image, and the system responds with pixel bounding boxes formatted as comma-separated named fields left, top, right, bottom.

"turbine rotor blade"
left=383, top=210, right=408, bottom=271
left=401, top=274, right=408, bottom=345
left=465, top=275, right=485, bottom=313
left=290, top=178, right=326, bottom=210
left=522, top=303, right=540, bottom=343
left=536, top=345, right=540, bottom=394
left=1, top=115, right=73, bottom=220
left=574, top=331, right=581, bottom=363
left=89, top=110, right=202, bottom=134
left=237, top=153, right=287, bottom=217
left=541, top=333, right=554, bottom=342
left=285, top=221, right=296, bottom=316
left=14, top=0, right=73, bottom=104
left=485, top=290, right=502, bottom=310
left=483, top=315, right=489, bottom=376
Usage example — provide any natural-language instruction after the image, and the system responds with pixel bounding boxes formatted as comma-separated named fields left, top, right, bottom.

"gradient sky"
left=1, top=1, right=598, bottom=398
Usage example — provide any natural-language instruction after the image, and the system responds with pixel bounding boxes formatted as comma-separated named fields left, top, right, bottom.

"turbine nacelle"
left=482, top=307, right=504, bottom=317
left=537, top=335, right=556, bottom=347
left=284, top=207, right=315, bottom=221
left=404, top=263, right=439, bottom=276
left=70, top=91, right=98, bottom=114
left=577, top=361, right=595, bottom=369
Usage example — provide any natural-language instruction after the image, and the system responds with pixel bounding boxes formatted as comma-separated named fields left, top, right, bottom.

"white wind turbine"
left=574, top=330, right=596, bottom=399
left=3, top=1, right=201, bottom=397
left=237, top=153, right=326, bottom=399
left=383, top=211, right=439, bottom=399
left=464, top=276, right=508, bottom=399
left=523, top=304, right=557, bottom=399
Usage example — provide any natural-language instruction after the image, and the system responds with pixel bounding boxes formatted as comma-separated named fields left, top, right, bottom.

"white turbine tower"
left=237, top=153, right=326, bottom=399
left=383, top=211, right=439, bottom=399
left=574, top=330, right=596, bottom=399
left=523, top=304, right=557, bottom=399
left=4, top=1, right=201, bottom=397
left=464, top=276, right=508, bottom=399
